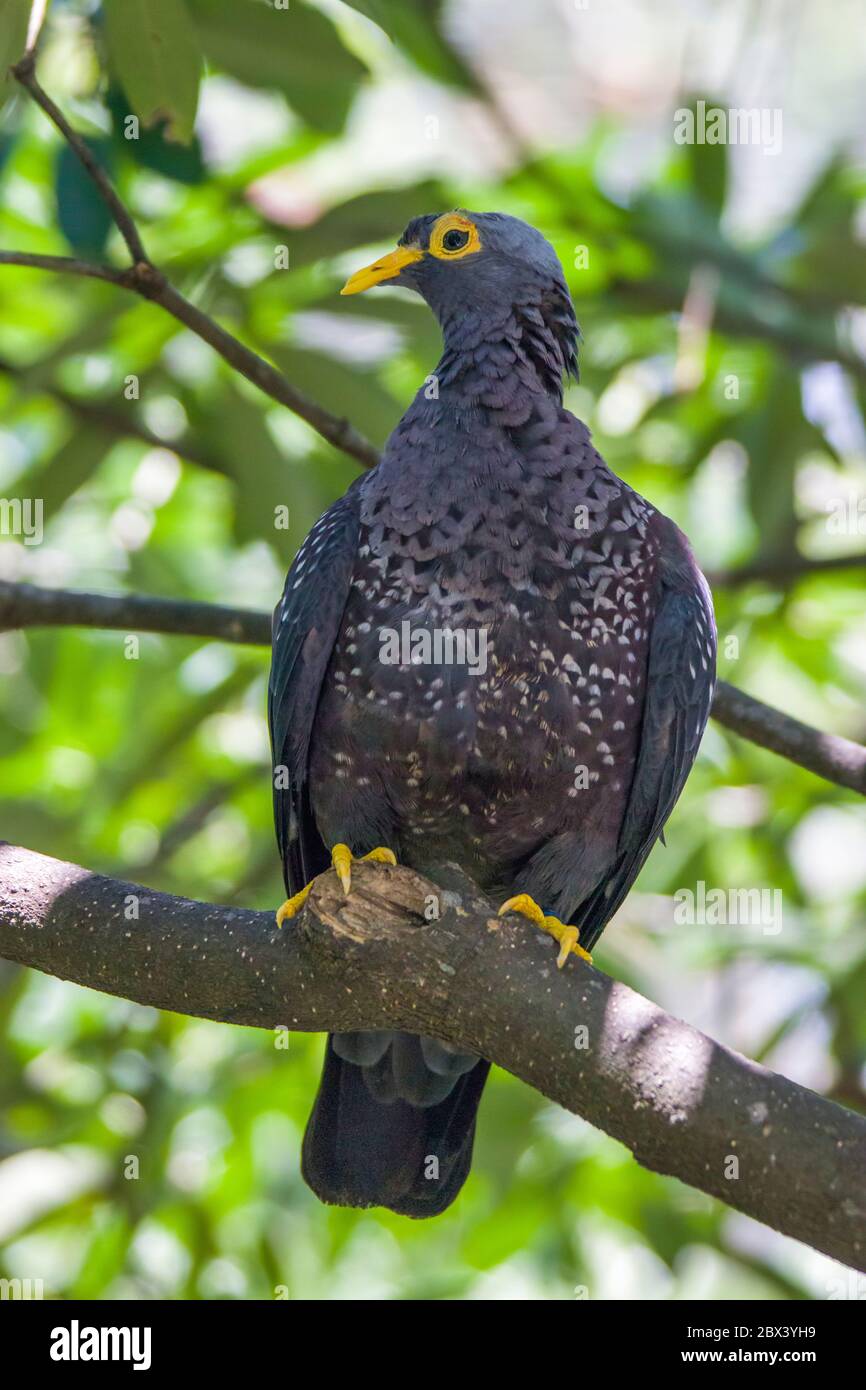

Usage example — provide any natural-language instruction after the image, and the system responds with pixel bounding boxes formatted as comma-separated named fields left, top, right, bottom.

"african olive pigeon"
left=268, top=210, right=716, bottom=1218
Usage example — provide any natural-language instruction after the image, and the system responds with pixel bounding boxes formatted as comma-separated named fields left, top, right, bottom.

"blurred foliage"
left=1, top=0, right=865, bottom=1301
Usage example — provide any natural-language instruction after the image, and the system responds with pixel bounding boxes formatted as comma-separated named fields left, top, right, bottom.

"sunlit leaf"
left=341, top=0, right=475, bottom=88
left=188, top=0, right=367, bottom=134
left=103, top=0, right=202, bottom=144
left=0, top=0, right=32, bottom=87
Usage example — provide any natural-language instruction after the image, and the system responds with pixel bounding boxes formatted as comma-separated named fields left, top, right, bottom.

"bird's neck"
left=371, top=300, right=583, bottom=503
left=371, top=314, right=590, bottom=510
left=435, top=300, right=570, bottom=407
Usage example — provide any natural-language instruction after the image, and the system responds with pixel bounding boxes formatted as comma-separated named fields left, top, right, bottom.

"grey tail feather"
left=302, top=1033, right=489, bottom=1218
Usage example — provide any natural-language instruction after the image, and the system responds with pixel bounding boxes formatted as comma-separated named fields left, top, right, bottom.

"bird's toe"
left=498, top=894, right=592, bottom=968
left=276, top=882, right=313, bottom=926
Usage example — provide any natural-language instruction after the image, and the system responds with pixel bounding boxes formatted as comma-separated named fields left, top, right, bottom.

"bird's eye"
left=442, top=228, right=469, bottom=252
left=429, top=215, right=481, bottom=260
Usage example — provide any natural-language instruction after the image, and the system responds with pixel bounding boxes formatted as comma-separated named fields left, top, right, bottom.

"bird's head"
left=341, top=210, right=578, bottom=384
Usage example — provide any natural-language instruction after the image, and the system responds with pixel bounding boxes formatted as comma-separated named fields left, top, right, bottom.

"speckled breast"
left=309, top=465, right=661, bottom=881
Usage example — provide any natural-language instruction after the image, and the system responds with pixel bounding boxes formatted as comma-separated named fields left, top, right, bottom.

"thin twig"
left=2, top=59, right=381, bottom=470
left=0, top=250, right=129, bottom=285
left=11, top=54, right=148, bottom=264
left=0, top=253, right=381, bottom=468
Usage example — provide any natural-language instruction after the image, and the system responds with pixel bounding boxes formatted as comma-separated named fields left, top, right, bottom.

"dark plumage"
left=268, top=210, right=716, bottom=1217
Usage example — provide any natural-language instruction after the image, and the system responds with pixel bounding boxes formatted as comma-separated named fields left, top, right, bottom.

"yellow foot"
left=330, top=842, right=397, bottom=896
left=276, top=843, right=397, bottom=926
left=276, top=881, right=312, bottom=926
left=498, top=893, right=593, bottom=969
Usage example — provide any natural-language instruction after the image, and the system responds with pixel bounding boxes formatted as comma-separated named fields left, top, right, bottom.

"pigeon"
left=268, top=210, right=716, bottom=1216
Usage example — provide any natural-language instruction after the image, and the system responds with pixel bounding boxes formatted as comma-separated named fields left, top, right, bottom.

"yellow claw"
left=276, top=844, right=398, bottom=925
left=332, top=843, right=354, bottom=895
left=331, top=843, right=397, bottom=895
left=276, top=882, right=312, bottom=926
left=498, top=893, right=593, bottom=968
left=362, top=847, right=398, bottom=867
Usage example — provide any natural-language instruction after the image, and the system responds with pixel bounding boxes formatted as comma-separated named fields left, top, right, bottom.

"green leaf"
left=188, top=0, right=367, bottom=134
left=107, top=84, right=204, bottom=183
left=103, top=0, right=202, bottom=144
left=195, top=385, right=296, bottom=558
left=276, top=182, right=450, bottom=270
left=737, top=364, right=820, bottom=561
left=683, top=97, right=728, bottom=219
left=55, top=139, right=114, bottom=256
left=270, top=345, right=400, bottom=449
left=0, top=127, right=18, bottom=175
left=0, top=0, right=32, bottom=86
left=340, top=0, right=475, bottom=88
left=780, top=158, right=866, bottom=303
left=27, top=420, right=115, bottom=516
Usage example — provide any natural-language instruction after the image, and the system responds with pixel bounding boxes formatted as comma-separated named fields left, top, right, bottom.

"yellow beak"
left=340, top=244, right=424, bottom=295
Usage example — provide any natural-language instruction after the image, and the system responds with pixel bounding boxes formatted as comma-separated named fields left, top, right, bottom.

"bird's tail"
left=301, top=1031, right=489, bottom=1218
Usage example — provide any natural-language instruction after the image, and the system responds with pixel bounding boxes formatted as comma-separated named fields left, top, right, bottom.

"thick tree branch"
left=2, top=580, right=864, bottom=796
left=1, top=841, right=863, bottom=1269
left=0, top=60, right=380, bottom=471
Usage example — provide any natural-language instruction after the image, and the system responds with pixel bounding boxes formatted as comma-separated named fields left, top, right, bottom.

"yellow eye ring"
left=429, top=213, right=481, bottom=261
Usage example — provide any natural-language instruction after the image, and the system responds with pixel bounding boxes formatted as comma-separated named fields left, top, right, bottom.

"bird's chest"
left=311, top=489, right=658, bottom=863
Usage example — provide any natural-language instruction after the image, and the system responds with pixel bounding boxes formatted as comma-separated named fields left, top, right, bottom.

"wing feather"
left=268, top=486, right=361, bottom=895
left=574, top=538, right=716, bottom=952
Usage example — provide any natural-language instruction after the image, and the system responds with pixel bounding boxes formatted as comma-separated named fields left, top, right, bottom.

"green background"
left=1, top=0, right=865, bottom=1300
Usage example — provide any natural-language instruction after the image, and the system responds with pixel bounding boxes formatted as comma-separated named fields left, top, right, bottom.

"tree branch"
left=712, top=679, right=866, bottom=794
left=0, top=251, right=130, bottom=286
left=2, top=580, right=863, bottom=795
left=0, top=580, right=271, bottom=647
left=708, top=551, right=866, bottom=588
left=1, top=841, right=863, bottom=1268
left=0, top=255, right=380, bottom=470
left=1, top=60, right=380, bottom=471
left=12, top=53, right=148, bottom=263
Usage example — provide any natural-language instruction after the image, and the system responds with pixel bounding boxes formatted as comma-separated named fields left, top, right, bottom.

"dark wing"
left=573, top=530, right=716, bottom=953
left=268, top=485, right=362, bottom=896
